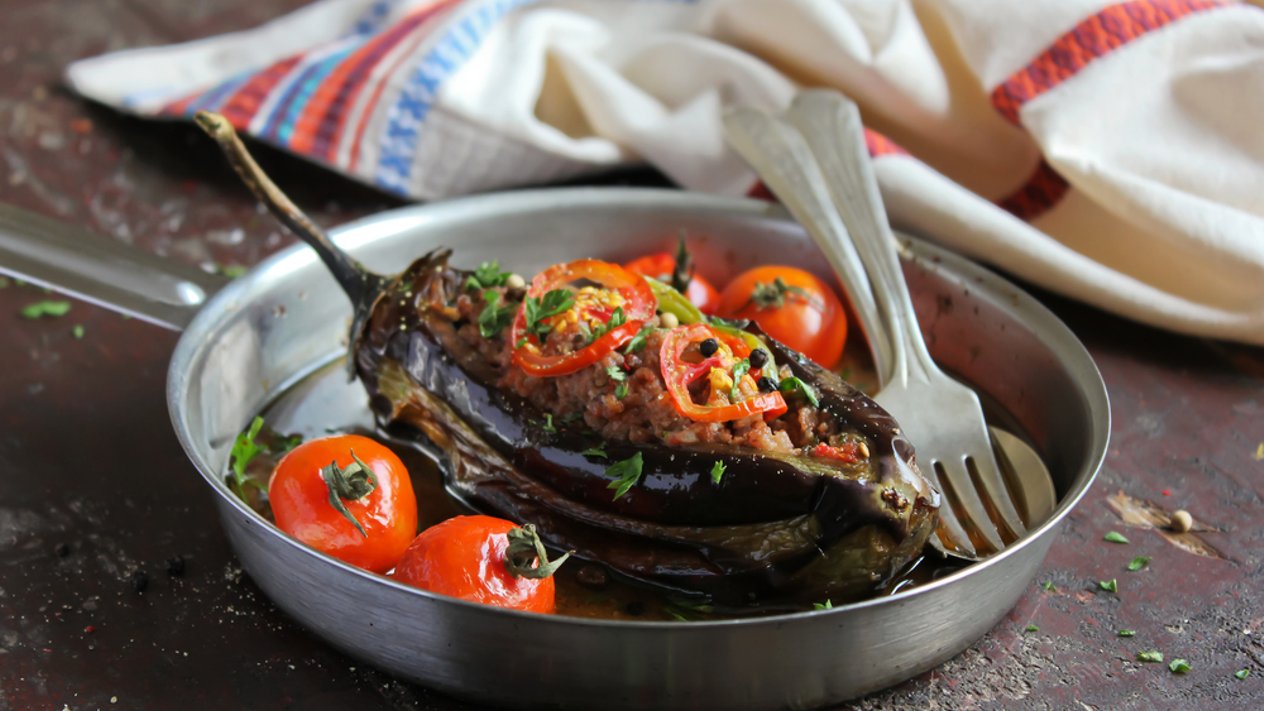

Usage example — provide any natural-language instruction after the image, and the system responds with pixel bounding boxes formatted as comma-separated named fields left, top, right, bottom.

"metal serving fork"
left=724, top=91, right=1028, bottom=559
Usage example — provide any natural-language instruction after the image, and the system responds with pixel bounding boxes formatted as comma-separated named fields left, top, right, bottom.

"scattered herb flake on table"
left=1118, top=629, right=1136, bottom=637
left=1042, top=581, right=1057, bottom=592
left=1236, top=668, right=1251, bottom=680
left=1137, top=650, right=1164, bottom=663
left=1099, top=578, right=1118, bottom=593
left=20, top=300, right=71, bottom=319
left=1168, top=659, right=1190, bottom=674
left=1103, top=531, right=1129, bottom=544
left=1024, top=624, right=1039, bottom=633
left=1127, top=556, right=1151, bottom=571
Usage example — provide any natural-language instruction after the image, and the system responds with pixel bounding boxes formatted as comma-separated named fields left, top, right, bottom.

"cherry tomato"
left=268, top=435, right=417, bottom=573
left=510, top=259, right=656, bottom=377
left=623, top=252, right=720, bottom=313
left=717, top=266, right=847, bottom=368
left=392, top=515, right=565, bottom=613
left=659, top=323, right=786, bottom=422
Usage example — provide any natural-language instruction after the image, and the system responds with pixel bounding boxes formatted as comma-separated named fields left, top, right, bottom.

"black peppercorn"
left=699, top=338, right=719, bottom=357
left=749, top=348, right=768, bottom=369
left=757, top=376, right=778, bottom=393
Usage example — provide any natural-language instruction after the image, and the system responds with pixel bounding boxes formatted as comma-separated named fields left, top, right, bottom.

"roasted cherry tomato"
left=510, top=259, right=656, bottom=377
left=624, top=252, right=720, bottom=314
left=660, top=322, right=787, bottom=422
left=268, top=434, right=417, bottom=573
left=392, top=515, right=567, bottom=613
left=717, top=266, right=847, bottom=368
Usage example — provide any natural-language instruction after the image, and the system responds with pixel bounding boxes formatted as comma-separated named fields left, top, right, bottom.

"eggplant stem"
left=193, top=111, right=385, bottom=306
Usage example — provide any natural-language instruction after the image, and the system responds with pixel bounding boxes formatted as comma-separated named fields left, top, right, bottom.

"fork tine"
left=938, top=457, right=1006, bottom=553
left=923, top=465, right=979, bottom=559
left=970, top=443, right=1028, bottom=539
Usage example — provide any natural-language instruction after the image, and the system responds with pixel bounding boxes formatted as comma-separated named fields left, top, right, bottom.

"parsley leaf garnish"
left=710, top=460, right=726, bottom=484
left=622, top=326, right=650, bottom=354
left=1104, top=531, right=1129, bottom=544
left=606, top=365, right=626, bottom=382
left=477, top=290, right=516, bottom=338
left=1024, top=624, right=1039, bottom=633
left=778, top=376, right=819, bottom=406
left=1137, top=650, right=1164, bottom=663
left=1236, top=669, right=1251, bottom=680
left=581, top=446, right=607, bottom=459
left=524, top=288, right=575, bottom=340
left=229, top=416, right=268, bottom=499
left=465, top=261, right=511, bottom=291
left=588, top=307, right=626, bottom=344
left=813, top=599, right=833, bottom=610
left=1099, top=578, right=1118, bottom=593
left=730, top=358, right=751, bottom=401
left=541, top=413, right=557, bottom=433
left=615, top=381, right=629, bottom=399
left=606, top=452, right=644, bottom=500
left=1127, top=556, right=1150, bottom=571
left=1169, top=659, right=1190, bottom=674
left=20, top=300, right=71, bottom=319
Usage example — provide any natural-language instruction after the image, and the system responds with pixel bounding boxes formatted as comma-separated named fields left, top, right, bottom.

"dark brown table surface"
left=2, top=2, right=1262, bottom=709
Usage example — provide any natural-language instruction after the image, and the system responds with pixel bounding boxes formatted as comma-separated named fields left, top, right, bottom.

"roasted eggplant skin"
left=355, top=249, right=938, bottom=605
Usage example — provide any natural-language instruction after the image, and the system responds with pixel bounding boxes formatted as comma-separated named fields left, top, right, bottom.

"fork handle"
left=722, top=107, right=893, bottom=380
left=784, top=91, right=938, bottom=388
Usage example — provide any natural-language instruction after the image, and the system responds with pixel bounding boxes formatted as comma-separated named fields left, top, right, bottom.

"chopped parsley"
left=730, top=358, right=751, bottom=401
left=477, top=290, right=516, bottom=338
left=1127, top=556, right=1151, bottom=571
left=1041, top=581, right=1057, bottom=592
left=219, top=264, right=247, bottom=279
left=710, top=460, right=726, bottom=484
left=1099, top=578, right=1118, bottom=593
left=465, top=261, right=511, bottom=291
left=1136, top=650, right=1164, bottom=663
left=523, top=288, right=574, bottom=340
left=228, top=416, right=268, bottom=499
left=1024, top=624, right=1039, bottom=633
left=541, top=414, right=556, bottom=433
left=1118, top=629, right=1136, bottom=637
left=615, top=381, right=629, bottom=399
left=813, top=599, right=833, bottom=611
left=71, top=324, right=85, bottom=339
left=588, top=307, right=626, bottom=344
left=622, top=326, right=650, bottom=354
left=606, top=365, right=626, bottom=382
left=581, top=445, right=607, bottom=459
left=1237, top=669, right=1251, bottom=680
left=20, top=300, right=71, bottom=319
left=1103, top=531, right=1129, bottom=544
left=1169, top=659, right=1190, bottom=674
left=605, top=452, right=644, bottom=500
left=778, top=376, right=819, bottom=406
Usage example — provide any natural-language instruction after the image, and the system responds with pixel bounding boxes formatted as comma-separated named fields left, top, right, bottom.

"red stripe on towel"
left=991, top=0, right=1230, bottom=124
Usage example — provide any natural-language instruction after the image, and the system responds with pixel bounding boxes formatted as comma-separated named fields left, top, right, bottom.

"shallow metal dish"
left=3, top=188, right=1109, bottom=710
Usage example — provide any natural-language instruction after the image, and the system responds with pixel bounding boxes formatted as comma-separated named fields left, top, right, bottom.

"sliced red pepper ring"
left=510, top=259, right=656, bottom=377
left=660, top=323, right=787, bottom=423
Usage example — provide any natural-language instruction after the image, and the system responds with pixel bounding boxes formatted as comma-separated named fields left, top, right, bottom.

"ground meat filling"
left=450, top=286, right=853, bottom=456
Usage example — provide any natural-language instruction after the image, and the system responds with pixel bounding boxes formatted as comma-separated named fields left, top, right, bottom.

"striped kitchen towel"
left=66, top=0, right=1264, bottom=345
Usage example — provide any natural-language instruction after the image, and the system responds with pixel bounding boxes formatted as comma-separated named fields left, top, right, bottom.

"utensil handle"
left=723, top=107, right=893, bottom=376
left=785, top=91, right=937, bottom=387
left=0, top=204, right=225, bottom=331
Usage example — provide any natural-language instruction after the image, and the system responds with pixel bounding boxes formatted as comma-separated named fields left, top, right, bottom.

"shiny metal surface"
left=168, top=189, right=1107, bottom=710
left=0, top=188, right=1107, bottom=709
left=0, top=204, right=222, bottom=330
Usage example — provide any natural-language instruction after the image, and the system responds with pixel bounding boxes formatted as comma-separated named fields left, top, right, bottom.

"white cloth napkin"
left=65, top=0, right=1264, bottom=345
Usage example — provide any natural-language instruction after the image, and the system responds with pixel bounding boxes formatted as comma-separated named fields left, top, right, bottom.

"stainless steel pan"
left=0, top=189, right=1109, bottom=710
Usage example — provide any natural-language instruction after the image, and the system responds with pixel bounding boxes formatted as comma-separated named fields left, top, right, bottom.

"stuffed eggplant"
left=197, top=112, right=939, bottom=606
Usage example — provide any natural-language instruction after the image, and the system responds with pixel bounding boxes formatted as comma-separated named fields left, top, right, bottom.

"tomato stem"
left=319, top=451, right=379, bottom=538
left=504, top=524, right=571, bottom=579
